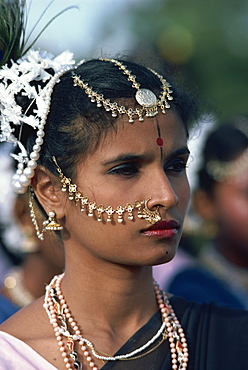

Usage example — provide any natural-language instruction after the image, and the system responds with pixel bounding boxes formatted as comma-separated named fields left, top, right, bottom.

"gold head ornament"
left=72, top=58, right=173, bottom=123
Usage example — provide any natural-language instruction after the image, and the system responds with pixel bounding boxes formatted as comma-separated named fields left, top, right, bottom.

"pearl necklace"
left=44, top=274, right=188, bottom=369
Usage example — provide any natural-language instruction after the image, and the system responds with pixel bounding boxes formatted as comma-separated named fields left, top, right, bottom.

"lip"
left=141, top=220, right=180, bottom=238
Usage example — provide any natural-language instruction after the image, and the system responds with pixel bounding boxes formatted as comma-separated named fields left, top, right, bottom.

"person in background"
left=0, top=1, right=248, bottom=369
left=0, top=192, right=65, bottom=323
left=156, top=119, right=248, bottom=309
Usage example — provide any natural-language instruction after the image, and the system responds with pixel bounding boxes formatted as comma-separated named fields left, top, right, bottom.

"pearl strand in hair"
left=44, top=273, right=188, bottom=370
left=12, top=65, right=72, bottom=194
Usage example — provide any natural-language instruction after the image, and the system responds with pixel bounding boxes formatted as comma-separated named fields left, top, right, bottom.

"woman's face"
left=62, top=110, right=190, bottom=267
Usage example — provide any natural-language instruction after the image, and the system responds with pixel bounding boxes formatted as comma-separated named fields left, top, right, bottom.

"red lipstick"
left=141, top=220, right=180, bottom=238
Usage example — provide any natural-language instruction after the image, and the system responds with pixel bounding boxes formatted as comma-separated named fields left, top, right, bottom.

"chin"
left=145, top=249, right=177, bottom=267
left=153, top=255, right=176, bottom=266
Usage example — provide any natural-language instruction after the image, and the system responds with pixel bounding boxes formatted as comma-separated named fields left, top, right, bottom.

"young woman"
left=0, top=5, right=247, bottom=370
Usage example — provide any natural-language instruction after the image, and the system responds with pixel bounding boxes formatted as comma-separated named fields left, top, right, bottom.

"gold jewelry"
left=53, top=157, right=161, bottom=225
left=29, top=188, right=63, bottom=240
left=72, top=58, right=173, bottom=123
left=43, top=211, right=63, bottom=231
left=93, top=331, right=168, bottom=361
left=44, top=274, right=188, bottom=369
left=29, top=188, right=45, bottom=240
left=142, top=198, right=162, bottom=224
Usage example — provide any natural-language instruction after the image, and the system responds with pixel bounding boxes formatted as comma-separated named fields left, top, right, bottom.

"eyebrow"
left=168, top=146, right=190, bottom=158
left=102, top=154, right=148, bottom=166
left=102, top=146, right=190, bottom=166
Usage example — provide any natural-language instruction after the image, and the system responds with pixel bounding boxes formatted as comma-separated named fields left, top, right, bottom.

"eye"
left=164, top=158, right=188, bottom=174
left=108, top=163, right=139, bottom=177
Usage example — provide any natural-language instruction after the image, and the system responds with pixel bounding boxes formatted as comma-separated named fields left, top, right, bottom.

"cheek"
left=172, top=174, right=191, bottom=213
left=177, top=175, right=191, bottom=209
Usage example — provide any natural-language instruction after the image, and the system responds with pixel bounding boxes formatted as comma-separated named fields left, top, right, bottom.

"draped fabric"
left=0, top=331, right=56, bottom=370
left=102, top=296, right=248, bottom=370
left=0, top=296, right=247, bottom=369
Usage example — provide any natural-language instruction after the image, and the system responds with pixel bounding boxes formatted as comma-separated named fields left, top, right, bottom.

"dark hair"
left=197, top=119, right=248, bottom=194
left=20, top=58, right=199, bottom=180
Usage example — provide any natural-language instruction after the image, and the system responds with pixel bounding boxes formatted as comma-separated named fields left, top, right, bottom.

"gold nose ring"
left=142, top=198, right=162, bottom=224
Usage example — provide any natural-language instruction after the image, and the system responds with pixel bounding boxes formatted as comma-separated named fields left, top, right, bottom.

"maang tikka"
left=72, top=58, right=173, bottom=123
left=53, top=157, right=161, bottom=225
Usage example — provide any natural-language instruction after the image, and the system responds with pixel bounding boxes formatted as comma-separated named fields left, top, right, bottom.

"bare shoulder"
left=0, top=296, right=63, bottom=368
left=0, top=296, right=49, bottom=339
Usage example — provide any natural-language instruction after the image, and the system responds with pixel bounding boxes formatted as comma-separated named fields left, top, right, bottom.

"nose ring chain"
left=53, top=158, right=162, bottom=225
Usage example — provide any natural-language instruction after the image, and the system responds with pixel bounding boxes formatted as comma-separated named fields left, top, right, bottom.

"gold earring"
left=43, top=211, right=63, bottom=231
left=29, top=188, right=45, bottom=240
left=142, top=198, right=161, bottom=224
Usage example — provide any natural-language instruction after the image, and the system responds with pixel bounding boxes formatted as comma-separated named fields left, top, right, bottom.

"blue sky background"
left=26, top=0, right=146, bottom=59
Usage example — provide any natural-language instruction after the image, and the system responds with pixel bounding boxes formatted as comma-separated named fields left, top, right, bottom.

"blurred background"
left=0, top=0, right=248, bottom=318
left=26, top=0, right=248, bottom=122
left=21, top=0, right=248, bottom=192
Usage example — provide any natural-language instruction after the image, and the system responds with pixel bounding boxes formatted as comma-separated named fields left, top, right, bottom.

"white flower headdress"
left=0, top=49, right=76, bottom=193
left=0, top=0, right=78, bottom=194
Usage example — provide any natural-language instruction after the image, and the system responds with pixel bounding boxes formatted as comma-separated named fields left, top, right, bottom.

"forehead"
left=96, top=110, right=187, bottom=157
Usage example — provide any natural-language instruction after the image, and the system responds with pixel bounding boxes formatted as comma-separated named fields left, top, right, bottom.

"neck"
left=61, top=259, right=157, bottom=335
left=22, top=252, right=64, bottom=298
left=44, top=268, right=188, bottom=370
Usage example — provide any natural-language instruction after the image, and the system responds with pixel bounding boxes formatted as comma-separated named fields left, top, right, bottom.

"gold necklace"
left=94, top=331, right=168, bottom=361
left=44, top=273, right=189, bottom=370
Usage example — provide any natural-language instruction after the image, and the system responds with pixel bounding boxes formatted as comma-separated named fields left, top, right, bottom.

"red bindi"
left=156, top=137, right=163, bottom=146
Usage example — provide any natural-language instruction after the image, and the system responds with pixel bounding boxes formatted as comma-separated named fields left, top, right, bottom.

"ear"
left=31, top=165, right=66, bottom=219
left=193, top=189, right=217, bottom=221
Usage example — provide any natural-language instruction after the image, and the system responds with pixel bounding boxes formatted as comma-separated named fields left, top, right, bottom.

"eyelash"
left=164, top=159, right=188, bottom=174
left=108, top=158, right=188, bottom=178
left=108, top=163, right=139, bottom=177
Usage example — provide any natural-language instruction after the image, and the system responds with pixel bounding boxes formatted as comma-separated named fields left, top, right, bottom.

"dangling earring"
left=43, top=211, right=63, bottom=231
left=29, top=189, right=63, bottom=240
left=29, top=188, right=45, bottom=240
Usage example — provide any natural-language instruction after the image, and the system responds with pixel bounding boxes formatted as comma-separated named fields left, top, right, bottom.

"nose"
left=147, top=171, right=179, bottom=211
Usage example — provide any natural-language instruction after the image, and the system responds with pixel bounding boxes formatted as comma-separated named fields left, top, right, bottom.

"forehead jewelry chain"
left=52, top=157, right=161, bottom=225
left=72, top=58, right=173, bottom=123
left=44, top=273, right=189, bottom=370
